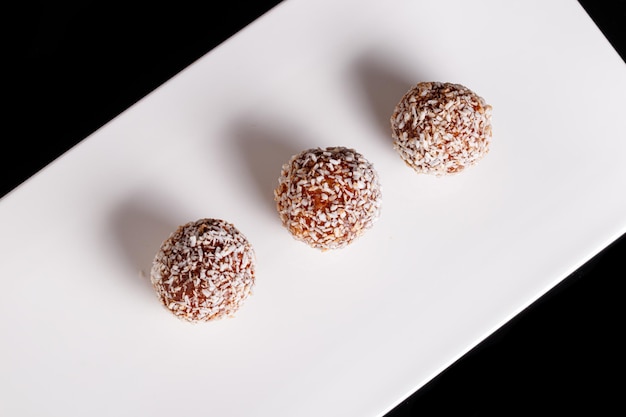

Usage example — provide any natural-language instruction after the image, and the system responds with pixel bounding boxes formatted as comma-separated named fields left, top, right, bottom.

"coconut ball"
left=274, top=146, right=382, bottom=250
left=390, top=81, right=492, bottom=175
left=150, top=218, right=255, bottom=323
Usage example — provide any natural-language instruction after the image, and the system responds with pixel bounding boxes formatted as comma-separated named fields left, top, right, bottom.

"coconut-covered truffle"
left=274, top=146, right=382, bottom=250
left=150, top=218, right=255, bottom=323
left=390, top=81, right=492, bottom=175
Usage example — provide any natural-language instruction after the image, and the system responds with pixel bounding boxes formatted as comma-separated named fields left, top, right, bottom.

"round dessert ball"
left=390, top=81, right=492, bottom=175
left=150, top=218, right=256, bottom=323
left=274, top=146, right=382, bottom=251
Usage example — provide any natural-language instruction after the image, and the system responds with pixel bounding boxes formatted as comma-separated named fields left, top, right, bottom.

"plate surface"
left=2, top=1, right=626, bottom=416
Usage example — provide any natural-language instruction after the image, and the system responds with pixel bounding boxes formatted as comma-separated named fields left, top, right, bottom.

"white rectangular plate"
left=2, top=1, right=626, bottom=416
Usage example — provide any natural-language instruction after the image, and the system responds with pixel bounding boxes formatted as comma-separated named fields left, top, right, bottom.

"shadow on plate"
left=350, top=50, right=422, bottom=145
left=228, top=118, right=306, bottom=216
left=108, top=193, right=180, bottom=297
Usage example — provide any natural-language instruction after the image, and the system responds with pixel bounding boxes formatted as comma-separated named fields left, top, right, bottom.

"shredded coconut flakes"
left=274, top=146, right=382, bottom=251
left=390, top=82, right=492, bottom=175
left=150, top=218, right=256, bottom=323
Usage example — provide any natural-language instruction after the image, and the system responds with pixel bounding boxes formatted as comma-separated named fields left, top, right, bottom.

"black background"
left=5, top=1, right=625, bottom=415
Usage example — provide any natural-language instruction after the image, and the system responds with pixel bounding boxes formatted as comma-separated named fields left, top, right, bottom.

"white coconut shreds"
left=150, top=218, right=256, bottom=323
left=390, top=81, right=492, bottom=175
left=274, top=146, right=382, bottom=251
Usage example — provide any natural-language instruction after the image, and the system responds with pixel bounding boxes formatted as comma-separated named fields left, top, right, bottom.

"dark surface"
left=5, top=1, right=625, bottom=415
